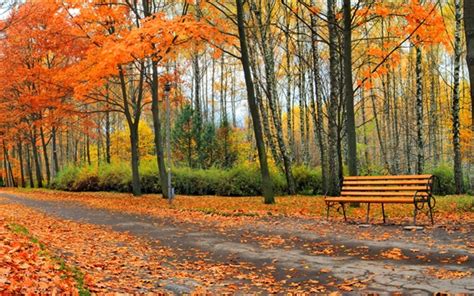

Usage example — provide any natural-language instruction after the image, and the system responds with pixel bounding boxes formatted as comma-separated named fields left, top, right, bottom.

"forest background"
left=0, top=0, right=472, bottom=203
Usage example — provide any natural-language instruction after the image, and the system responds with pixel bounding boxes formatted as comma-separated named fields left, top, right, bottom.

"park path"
left=0, top=191, right=473, bottom=294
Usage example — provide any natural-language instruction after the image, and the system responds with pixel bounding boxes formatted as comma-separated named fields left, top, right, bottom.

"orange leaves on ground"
left=424, top=267, right=472, bottom=280
left=380, top=248, right=409, bottom=260
left=4, top=188, right=474, bottom=226
left=0, top=219, right=76, bottom=294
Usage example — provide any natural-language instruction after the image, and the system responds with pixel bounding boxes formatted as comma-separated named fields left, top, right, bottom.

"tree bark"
left=18, top=140, right=26, bottom=187
left=236, top=0, right=275, bottom=204
left=40, top=126, right=51, bottom=185
left=464, top=0, right=474, bottom=131
left=150, top=61, right=170, bottom=199
left=26, top=144, right=34, bottom=188
left=310, top=8, right=327, bottom=191
left=452, top=0, right=464, bottom=193
left=326, top=0, right=340, bottom=196
left=252, top=1, right=296, bottom=194
left=415, top=46, right=424, bottom=174
left=51, top=127, right=59, bottom=176
left=343, top=0, right=357, bottom=176
left=31, top=128, right=43, bottom=188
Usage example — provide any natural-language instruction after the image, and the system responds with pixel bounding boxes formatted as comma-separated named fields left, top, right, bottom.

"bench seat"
left=324, top=174, right=435, bottom=225
left=324, top=197, right=422, bottom=204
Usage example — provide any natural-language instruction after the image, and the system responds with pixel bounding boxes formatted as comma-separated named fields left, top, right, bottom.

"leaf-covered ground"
left=0, top=217, right=78, bottom=294
left=0, top=189, right=473, bottom=294
left=5, top=188, right=474, bottom=224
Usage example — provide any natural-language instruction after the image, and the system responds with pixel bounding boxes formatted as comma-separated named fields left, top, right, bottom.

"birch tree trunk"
left=252, top=1, right=296, bottom=194
left=452, top=0, right=464, bottom=193
left=415, top=45, right=424, bottom=174
left=326, top=0, right=340, bottom=196
left=310, top=6, right=327, bottom=192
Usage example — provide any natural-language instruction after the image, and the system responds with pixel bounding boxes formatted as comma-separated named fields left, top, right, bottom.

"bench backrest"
left=341, top=174, right=434, bottom=198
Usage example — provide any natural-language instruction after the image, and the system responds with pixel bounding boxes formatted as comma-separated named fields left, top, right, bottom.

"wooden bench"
left=324, top=174, right=436, bottom=225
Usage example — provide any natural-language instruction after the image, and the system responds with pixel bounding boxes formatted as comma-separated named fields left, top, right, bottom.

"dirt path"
left=1, top=191, right=473, bottom=294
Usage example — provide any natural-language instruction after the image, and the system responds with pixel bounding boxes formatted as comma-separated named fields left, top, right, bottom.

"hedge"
left=50, top=162, right=465, bottom=196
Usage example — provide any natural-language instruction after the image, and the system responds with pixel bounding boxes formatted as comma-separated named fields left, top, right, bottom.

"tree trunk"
left=310, top=8, right=327, bottom=192
left=31, top=128, right=43, bottom=188
left=151, top=61, right=169, bottom=199
left=52, top=127, right=59, bottom=176
left=18, top=140, right=26, bottom=187
left=464, top=0, right=474, bottom=131
left=415, top=46, right=424, bottom=174
left=236, top=0, right=275, bottom=204
left=105, top=87, right=112, bottom=164
left=343, top=0, right=357, bottom=176
left=86, top=133, right=91, bottom=166
left=252, top=1, right=296, bottom=194
left=248, top=44, right=281, bottom=168
left=452, top=0, right=464, bottom=194
left=129, top=123, right=141, bottom=196
left=26, top=144, right=34, bottom=188
left=118, top=65, right=142, bottom=196
left=285, top=9, right=294, bottom=161
left=40, top=126, right=51, bottom=185
left=326, top=0, right=340, bottom=196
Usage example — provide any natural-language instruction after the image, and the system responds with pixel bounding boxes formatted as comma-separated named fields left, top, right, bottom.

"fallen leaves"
left=424, top=267, right=472, bottom=279
left=380, top=248, right=409, bottom=260
left=0, top=219, right=77, bottom=294
left=6, top=188, right=474, bottom=225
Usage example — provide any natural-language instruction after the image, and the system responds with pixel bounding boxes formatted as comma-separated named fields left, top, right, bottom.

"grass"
left=7, top=222, right=90, bottom=296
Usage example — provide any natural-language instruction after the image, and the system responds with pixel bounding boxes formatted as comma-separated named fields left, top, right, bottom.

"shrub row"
left=51, top=162, right=323, bottom=196
left=50, top=162, right=465, bottom=196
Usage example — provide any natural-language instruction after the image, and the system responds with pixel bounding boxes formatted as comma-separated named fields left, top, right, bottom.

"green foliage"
left=292, top=166, right=323, bottom=195
left=218, top=165, right=261, bottom=196
left=430, top=165, right=456, bottom=195
left=51, top=165, right=80, bottom=190
left=172, top=104, right=237, bottom=169
left=71, top=166, right=100, bottom=191
left=172, top=167, right=221, bottom=195
left=173, top=104, right=196, bottom=167
left=51, top=162, right=289, bottom=196
left=139, top=161, right=161, bottom=193
left=98, top=163, right=131, bottom=192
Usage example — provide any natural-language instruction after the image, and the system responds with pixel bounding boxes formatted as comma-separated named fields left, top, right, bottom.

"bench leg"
left=326, top=203, right=330, bottom=221
left=428, top=202, right=434, bottom=225
left=381, top=203, right=386, bottom=224
left=366, top=203, right=371, bottom=224
left=413, top=205, right=417, bottom=225
left=341, top=203, right=347, bottom=222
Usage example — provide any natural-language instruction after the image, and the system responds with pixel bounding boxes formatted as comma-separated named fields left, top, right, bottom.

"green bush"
left=292, top=166, right=323, bottom=195
left=430, top=165, right=456, bottom=196
left=51, top=165, right=80, bottom=190
left=172, top=167, right=221, bottom=195
left=71, top=166, right=100, bottom=192
left=51, top=162, right=317, bottom=196
left=139, top=160, right=161, bottom=194
left=217, top=165, right=261, bottom=196
left=98, top=163, right=131, bottom=192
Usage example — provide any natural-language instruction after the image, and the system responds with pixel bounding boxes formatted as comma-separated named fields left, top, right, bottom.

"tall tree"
left=452, top=0, right=464, bottom=193
left=343, top=0, right=357, bottom=176
left=235, top=0, right=274, bottom=204
left=326, top=0, right=341, bottom=196
left=465, top=0, right=474, bottom=131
